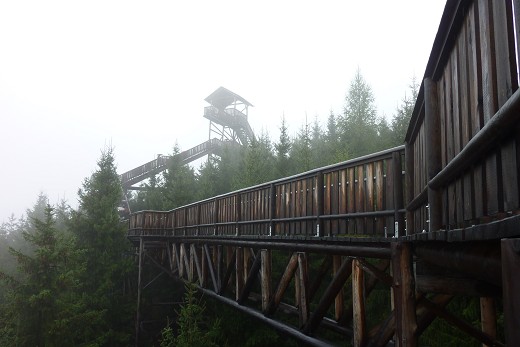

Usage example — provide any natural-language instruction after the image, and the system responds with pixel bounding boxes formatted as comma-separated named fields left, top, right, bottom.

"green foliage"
left=391, top=76, right=419, bottom=146
left=339, top=68, right=379, bottom=158
left=160, top=282, right=221, bottom=347
left=70, top=146, right=134, bottom=345
left=274, top=116, right=292, bottom=178
left=163, top=144, right=199, bottom=209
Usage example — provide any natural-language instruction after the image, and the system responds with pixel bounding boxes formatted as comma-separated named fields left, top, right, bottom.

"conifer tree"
left=163, top=144, right=198, bottom=208
left=339, top=68, right=379, bottom=158
left=391, top=76, right=419, bottom=146
left=274, top=116, right=292, bottom=178
left=71, top=147, right=134, bottom=345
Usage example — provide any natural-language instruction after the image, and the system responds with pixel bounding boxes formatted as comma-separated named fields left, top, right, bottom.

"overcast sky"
left=0, top=0, right=446, bottom=223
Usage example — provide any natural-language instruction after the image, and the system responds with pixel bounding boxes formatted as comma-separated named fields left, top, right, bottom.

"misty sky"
left=0, top=1, right=446, bottom=223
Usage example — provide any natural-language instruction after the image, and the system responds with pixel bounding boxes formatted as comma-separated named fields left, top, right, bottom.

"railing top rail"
left=129, top=145, right=405, bottom=216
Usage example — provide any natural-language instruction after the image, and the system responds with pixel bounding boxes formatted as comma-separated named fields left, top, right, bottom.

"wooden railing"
left=120, top=138, right=224, bottom=189
left=405, top=0, right=520, bottom=234
left=128, top=146, right=405, bottom=239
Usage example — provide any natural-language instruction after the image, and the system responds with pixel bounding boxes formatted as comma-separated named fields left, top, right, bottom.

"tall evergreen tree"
left=70, top=147, right=134, bottom=346
left=238, top=132, right=275, bottom=187
left=163, top=144, right=198, bottom=209
left=274, top=116, right=292, bottom=178
left=291, top=118, right=313, bottom=173
left=339, top=68, right=379, bottom=158
left=391, top=76, right=419, bottom=146
left=0, top=205, right=86, bottom=346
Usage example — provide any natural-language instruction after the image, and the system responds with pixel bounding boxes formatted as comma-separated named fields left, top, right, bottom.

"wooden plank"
left=494, top=0, right=519, bottom=212
left=339, top=169, right=347, bottom=234
left=324, top=173, right=331, bottom=236
left=425, top=78, right=443, bottom=232
left=501, top=239, right=520, bottom=345
left=352, top=259, right=366, bottom=347
left=366, top=163, right=375, bottom=235
left=331, top=170, right=339, bottom=235
left=317, top=172, right=324, bottom=237
left=261, top=249, right=272, bottom=312
left=348, top=167, right=356, bottom=233
left=236, top=247, right=244, bottom=301
left=468, top=2, right=485, bottom=219
left=375, top=161, right=384, bottom=235
left=479, top=0, right=500, bottom=215
left=356, top=165, right=365, bottom=234
left=393, top=152, right=405, bottom=236
left=405, top=144, right=415, bottom=234
left=459, top=19, right=474, bottom=222
left=452, top=44, right=464, bottom=228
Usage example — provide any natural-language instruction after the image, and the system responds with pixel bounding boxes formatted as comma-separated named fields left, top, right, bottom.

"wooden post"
left=333, top=255, right=344, bottom=321
left=135, top=238, right=144, bottom=347
left=392, top=151, right=405, bottom=235
left=480, top=297, right=497, bottom=347
left=405, top=143, right=415, bottom=234
left=269, top=183, right=276, bottom=236
left=501, top=238, right=520, bottom=345
left=352, top=259, right=366, bottom=347
left=316, top=171, right=324, bottom=237
left=392, top=242, right=417, bottom=347
left=261, top=249, right=272, bottom=312
left=424, top=77, right=443, bottom=232
left=297, top=252, right=309, bottom=327
left=236, top=247, right=244, bottom=301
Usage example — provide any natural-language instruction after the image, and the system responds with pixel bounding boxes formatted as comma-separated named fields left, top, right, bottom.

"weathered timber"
left=135, top=237, right=144, bottom=347
left=480, top=297, right=497, bottom=347
left=297, top=253, right=309, bottom=327
left=238, top=250, right=262, bottom=304
left=261, top=249, right=272, bottom=312
left=421, top=297, right=504, bottom=346
left=203, top=244, right=219, bottom=292
left=424, top=78, right=443, bottom=232
left=414, top=241, right=501, bottom=285
left=352, top=258, right=367, bottom=347
left=266, top=253, right=299, bottom=316
left=236, top=247, right=244, bottom=300
left=392, top=242, right=417, bottom=347
left=501, top=238, right=520, bottom=346
left=333, top=255, right=344, bottom=321
left=303, top=257, right=352, bottom=335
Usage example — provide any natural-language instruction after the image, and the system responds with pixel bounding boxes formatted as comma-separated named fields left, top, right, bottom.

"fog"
left=0, top=0, right=446, bottom=222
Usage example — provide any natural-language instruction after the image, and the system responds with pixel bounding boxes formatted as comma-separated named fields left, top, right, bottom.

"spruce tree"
left=162, top=144, right=198, bottom=208
left=339, top=68, right=379, bottom=158
left=391, top=76, right=419, bottom=146
left=71, top=147, right=134, bottom=346
left=274, top=116, right=292, bottom=178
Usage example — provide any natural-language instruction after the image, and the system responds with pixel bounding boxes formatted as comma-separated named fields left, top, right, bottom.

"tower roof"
left=204, top=86, right=253, bottom=109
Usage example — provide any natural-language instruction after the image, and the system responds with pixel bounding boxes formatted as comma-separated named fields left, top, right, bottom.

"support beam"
left=352, top=258, right=367, bottom=347
left=303, top=257, right=352, bottom=335
left=261, top=249, right=272, bottom=312
left=501, top=238, right=520, bottom=346
left=480, top=297, right=497, bottom=347
left=391, top=242, right=417, bottom=347
left=135, top=237, right=144, bottom=347
left=297, top=252, right=309, bottom=327
left=266, top=253, right=299, bottom=315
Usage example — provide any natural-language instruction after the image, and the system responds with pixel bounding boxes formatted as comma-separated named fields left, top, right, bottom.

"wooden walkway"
left=128, top=0, right=520, bottom=345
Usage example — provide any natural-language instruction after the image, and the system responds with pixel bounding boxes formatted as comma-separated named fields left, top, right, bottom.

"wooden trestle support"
left=133, top=235, right=518, bottom=346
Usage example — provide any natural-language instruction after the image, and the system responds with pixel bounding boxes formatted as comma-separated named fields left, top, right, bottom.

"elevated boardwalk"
left=128, top=1, right=520, bottom=346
